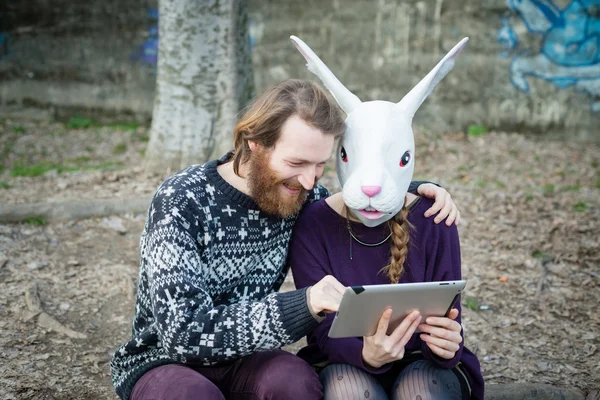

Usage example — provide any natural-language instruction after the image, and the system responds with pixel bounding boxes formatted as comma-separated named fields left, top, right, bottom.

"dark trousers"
left=131, top=349, right=323, bottom=400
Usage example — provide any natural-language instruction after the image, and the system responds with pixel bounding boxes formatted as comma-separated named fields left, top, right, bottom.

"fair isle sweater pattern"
left=109, top=157, right=326, bottom=400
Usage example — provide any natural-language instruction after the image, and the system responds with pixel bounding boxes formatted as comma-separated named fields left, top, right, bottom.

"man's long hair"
left=232, top=79, right=346, bottom=176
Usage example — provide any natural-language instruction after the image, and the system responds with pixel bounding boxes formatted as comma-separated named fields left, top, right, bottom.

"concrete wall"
left=0, top=0, right=157, bottom=122
left=1, top=0, right=599, bottom=141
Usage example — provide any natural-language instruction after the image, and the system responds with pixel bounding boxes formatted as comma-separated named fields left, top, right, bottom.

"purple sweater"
left=289, top=196, right=484, bottom=400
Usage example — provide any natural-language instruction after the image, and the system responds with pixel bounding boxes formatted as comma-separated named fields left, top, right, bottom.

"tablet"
left=328, top=280, right=467, bottom=338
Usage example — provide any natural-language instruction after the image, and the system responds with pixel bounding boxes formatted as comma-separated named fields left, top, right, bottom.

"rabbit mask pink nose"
left=361, top=186, right=382, bottom=197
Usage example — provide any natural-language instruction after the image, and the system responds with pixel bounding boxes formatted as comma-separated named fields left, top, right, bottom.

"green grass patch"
left=10, top=160, right=123, bottom=177
left=82, top=161, right=123, bottom=171
left=596, top=179, right=600, bottom=189
left=113, top=143, right=127, bottom=155
left=138, top=148, right=146, bottom=157
left=542, top=184, right=555, bottom=196
left=0, top=180, right=11, bottom=189
left=532, top=251, right=553, bottom=263
left=12, top=126, right=25, bottom=134
left=463, top=296, right=479, bottom=312
left=573, top=202, right=588, bottom=212
left=532, top=250, right=549, bottom=259
left=493, top=180, right=506, bottom=188
left=525, top=194, right=534, bottom=201
left=138, top=134, right=149, bottom=142
left=67, top=116, right=95, bottom=129
left=111, top=122, right=139, bottom=131
left=71, top=155, right=92, bottom=164
left=25, top=216, right=47, bottom=226
left=467, top=124, right=488, bottom=137
left=10, top=162, right=79, bottom=177
left=475, top=179, right=488, bottom=188
left=66, top=117, right=141, bottom=131
left=592, top=161, right=598, bottom=168
left=562, top=184, right=582, bottom=192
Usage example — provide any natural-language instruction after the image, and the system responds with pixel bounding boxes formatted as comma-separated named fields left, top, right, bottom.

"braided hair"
left=381, top=207, right=412, bottom=283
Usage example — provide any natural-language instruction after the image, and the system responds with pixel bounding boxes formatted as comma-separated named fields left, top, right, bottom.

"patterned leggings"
left=320, top=360, right=468, bottom=400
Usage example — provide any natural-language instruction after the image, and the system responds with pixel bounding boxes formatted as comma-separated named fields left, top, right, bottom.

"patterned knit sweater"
left=110, top=153, right=423, bottom=400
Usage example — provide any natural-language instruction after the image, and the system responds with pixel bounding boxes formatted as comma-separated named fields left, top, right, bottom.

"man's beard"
left=247, top=149, right=310, bottom=218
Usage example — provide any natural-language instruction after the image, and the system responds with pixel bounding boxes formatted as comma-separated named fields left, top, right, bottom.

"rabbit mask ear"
left=290, top=35, right=362, bottom=114
left=397, top=37, right=469, bottom=119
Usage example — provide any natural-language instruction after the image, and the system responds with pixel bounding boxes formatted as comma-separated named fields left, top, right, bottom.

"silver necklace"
left=347, top=220, right=392, bottom=260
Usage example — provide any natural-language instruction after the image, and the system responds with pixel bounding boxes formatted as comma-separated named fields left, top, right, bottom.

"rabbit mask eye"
left=399, top=151, right=411, bottom=167
left=340, top=146, right=348, bottom=163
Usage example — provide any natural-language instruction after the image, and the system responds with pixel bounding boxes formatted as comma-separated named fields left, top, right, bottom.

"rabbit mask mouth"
left=342, top=196, right=403, bottom=227
left=343, top=185, right=407, bottom=224
left=357, top=209, right=390, bottom=220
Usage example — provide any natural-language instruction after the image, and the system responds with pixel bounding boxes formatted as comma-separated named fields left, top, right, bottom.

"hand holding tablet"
left=418, top=307, right=463, bottom=360
left=328, top=280, right=467, bottom=339
left=362, top=308, right=423, bottom=369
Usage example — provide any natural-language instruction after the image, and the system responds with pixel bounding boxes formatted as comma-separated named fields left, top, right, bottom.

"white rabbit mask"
left=290, top=35, right=468, bottom=227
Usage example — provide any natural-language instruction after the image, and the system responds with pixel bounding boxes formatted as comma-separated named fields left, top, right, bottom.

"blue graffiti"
left=248, top=16, right=260, bottom=48
left=0, top=32, right=11, bottom=60
left=131, top=9, right=158, bottom=66
left=497, top=16, right=519, bottom=58
left=502, top=0, right=600, bottom=115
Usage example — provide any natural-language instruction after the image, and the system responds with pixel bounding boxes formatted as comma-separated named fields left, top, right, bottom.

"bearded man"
left=110, top=79, right=459, bottom=400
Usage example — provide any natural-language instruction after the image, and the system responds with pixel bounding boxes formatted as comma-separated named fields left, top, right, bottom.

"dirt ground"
left=0, top=119, right=599, bottom=399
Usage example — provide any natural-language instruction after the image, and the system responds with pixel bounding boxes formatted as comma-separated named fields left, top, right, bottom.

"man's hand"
left=418, top=308, right=462, bottom=359
left=417, top=183, right=460, bottom=226
left=362, top=309, right=422, bottom=369
left=307, top=275, right=346, bottom=315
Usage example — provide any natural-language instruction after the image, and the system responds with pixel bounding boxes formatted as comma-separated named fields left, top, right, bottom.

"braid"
left=381, top=207, right=411, bottom=283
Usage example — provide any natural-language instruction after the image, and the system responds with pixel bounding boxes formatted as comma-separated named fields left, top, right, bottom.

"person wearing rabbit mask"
left=288, top=36, right=484, bottom=399
left=110, top=77, right=462, bottom=400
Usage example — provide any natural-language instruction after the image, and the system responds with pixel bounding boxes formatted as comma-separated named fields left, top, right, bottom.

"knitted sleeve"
left=144, top=222, right=318, bottom=365
left=307, top=185, right=331, bottom=204
left=408, top=180, right=437, bottom=193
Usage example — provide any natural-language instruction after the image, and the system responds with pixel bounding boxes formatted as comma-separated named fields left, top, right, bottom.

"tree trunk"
left=144, top=0, right=254, bottom=174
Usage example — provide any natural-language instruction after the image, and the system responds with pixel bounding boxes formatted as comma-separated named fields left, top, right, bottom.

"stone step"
left=486, top=383, right=586, bottom=400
